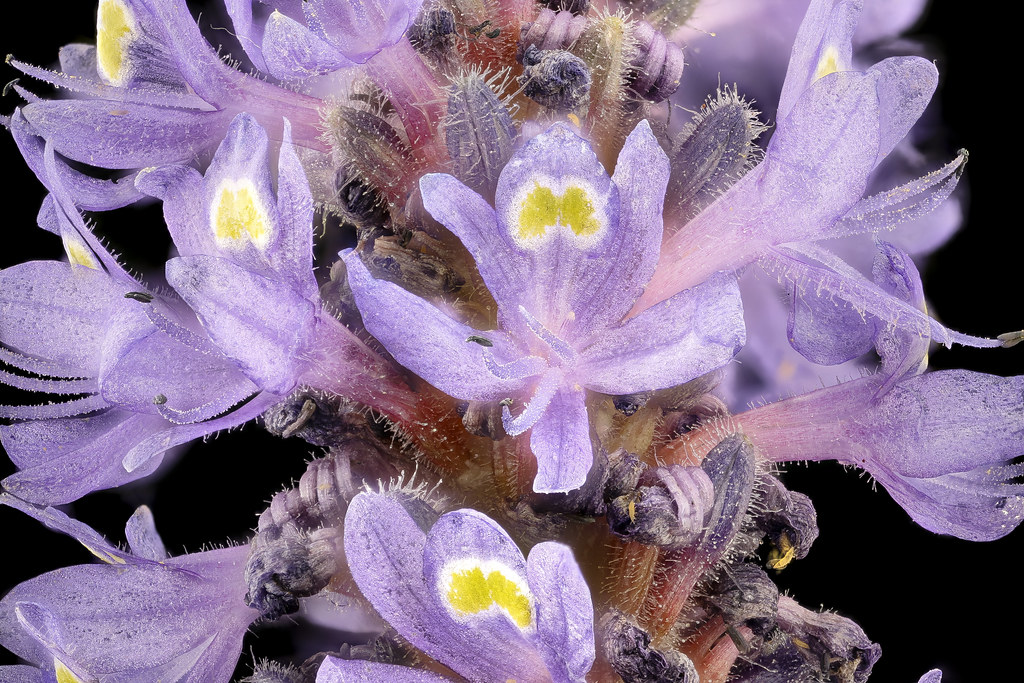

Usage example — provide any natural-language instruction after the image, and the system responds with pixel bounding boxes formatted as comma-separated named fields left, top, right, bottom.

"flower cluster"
left=1, top=0, right=1019, bottom=681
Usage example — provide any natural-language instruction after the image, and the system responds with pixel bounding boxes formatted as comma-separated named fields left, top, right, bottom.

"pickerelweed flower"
left=1, top=0, right=1020, bottom=681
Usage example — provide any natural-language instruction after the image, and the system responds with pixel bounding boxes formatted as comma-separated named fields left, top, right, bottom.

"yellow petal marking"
left=55, top=658, right=86, bottom=683
left=517, top=183, right=601, bottom=241
left=63, top=237, right=100, bottom=270
left=211, top=179, right=271, bottom=249
left=445, top=562, right=533, bottom=629
left=813, top=45, right=842, bottom=81
left=97, top=0, right=136, bottom=85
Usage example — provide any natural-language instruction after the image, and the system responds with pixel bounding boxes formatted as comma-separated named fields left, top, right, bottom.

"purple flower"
left=337, top=489, right=595, bottom=682
left=224, top=0, right=425, bottom=79
left=136, top=112, right=419, bottom=420
left=345, top=120, right=745, bottom=492
left=641, top=0, right=989, bottom=359
left=685, top=244, right=1024, bottom=541
left=8, top=0, right=325, bottom=209
left=0, top=128, right=268, bottom=504
left=0, top=495, right=257, bottom=682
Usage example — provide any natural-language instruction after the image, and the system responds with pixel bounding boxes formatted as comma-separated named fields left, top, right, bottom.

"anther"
left=124, top=291, right=154, bottom=302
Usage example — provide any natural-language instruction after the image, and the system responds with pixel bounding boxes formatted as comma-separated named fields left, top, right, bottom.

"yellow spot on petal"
left=566, top=113, right=580, bottom=127
left=211, top=179, right=271, bottom=249
left=813, top=46, right=842, bottom=81
left=443, top=560, right=534, bottom=629
left=97, top=0, right=137, bottom=85
left=55, top=658, right=85, bottom=683
left=63, top=236, right=99, bottom=270
left=517, top=183, right=601, bottom=241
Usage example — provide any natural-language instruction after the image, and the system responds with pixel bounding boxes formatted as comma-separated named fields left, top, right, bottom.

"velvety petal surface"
left=492, top=123, right=622, bottom=334
left=526, top=542, right=595, bottom=682
left=580, top=272, right=745, bottom=394
left=317, top=657, right=451, bottom=683
left=165, top=255, right=315, bottom=394
left=344, top=254, right=530, bottom=401
left=530, top=384, right=592, bottom=493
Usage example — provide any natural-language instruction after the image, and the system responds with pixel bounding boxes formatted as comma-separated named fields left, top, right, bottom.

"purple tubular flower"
left=137, top=113, right=419, bottom=418
left=7, top=0, right=325, bottom=208
left=0, top=136, right=269, bottom=504
left=346, top=121, right=745, bottom=492
left=711, top=245, right=1024, bottom=540
left=341, top=490, right=595, bottom=682
left=0, top=495, right=258, bottom=682
left=641, top=0, right=994, bottom=355
left=225, top=0, right=425, bottom=79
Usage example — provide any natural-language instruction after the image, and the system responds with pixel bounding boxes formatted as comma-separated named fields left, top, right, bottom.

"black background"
left=1, top=3, right=1020, bottom=681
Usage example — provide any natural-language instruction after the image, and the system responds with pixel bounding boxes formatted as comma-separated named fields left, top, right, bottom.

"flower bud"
left=701, top=562, right=779, bottom=635
left=607, top=463, right=715, bottom=548
left=518, top=8, right=588, bottom=59
left=409, top=5, right=457, bottom=65
left=333, top=166, right=390, bottom=232
left=734, top=596, right=881, bottom=683
left=445, top=71, right=518, bottom=196
left=601, top=609, right=699, bottom=683
left=627, top=20, right=683, bottom=102
left=244, top=527, right=343, bottom=620
left=666, top=87, right=765, bottom=224
left=520, top=47, right=592, bottom=111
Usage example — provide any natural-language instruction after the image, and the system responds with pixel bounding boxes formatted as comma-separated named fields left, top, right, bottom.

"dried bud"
left=627, top=20, right=683, bottom=102
left=445, top=71, right=518, bottom=196
left=364, top=235, right=465, bottom=299
left=607, top=464, right=715, bottom=548
left=666, top=87, right=765, bottom=224
left=520, top=47, right=592, bottom=111
left=701, top=563, right=779, bottom=635
left=333, top=166, right=390, bottom=232
left=518, top=8, right=588, bottom=59
left=408, top=5, right=457, bottom=64
left=613, top=391, right=652, bottom=416
left=734, top=596, right=881, bottom=683
left=539, top=0, right=590, bottom=15
left=601, top=609, right=699, bottom=683
left=263, top=392, right=357, bottom=447
left=244, top=527, right=343, bottom=619
left=604, top=449, right=645, bottom=499
left=756, top=476, right=819, bottom=570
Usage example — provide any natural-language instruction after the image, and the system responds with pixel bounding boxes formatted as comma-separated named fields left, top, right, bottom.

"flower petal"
left=568, top=120, right=669, bottom=336
left=581, top=272, right=745, bottom=395
left=165, top=255, right=315, bottom=394
left=316, top=657, right=452, bottom=683
left=526, top=542, right=596, bottom=683
left=530, top=384, right=592, bottom=493
left=262, top=10, right=355, bottom=80
left=420, top=509, right=552, bottom=681
left=344, top=254, right=527, bottom=401
left=492, top=123, right=622, bottom=336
